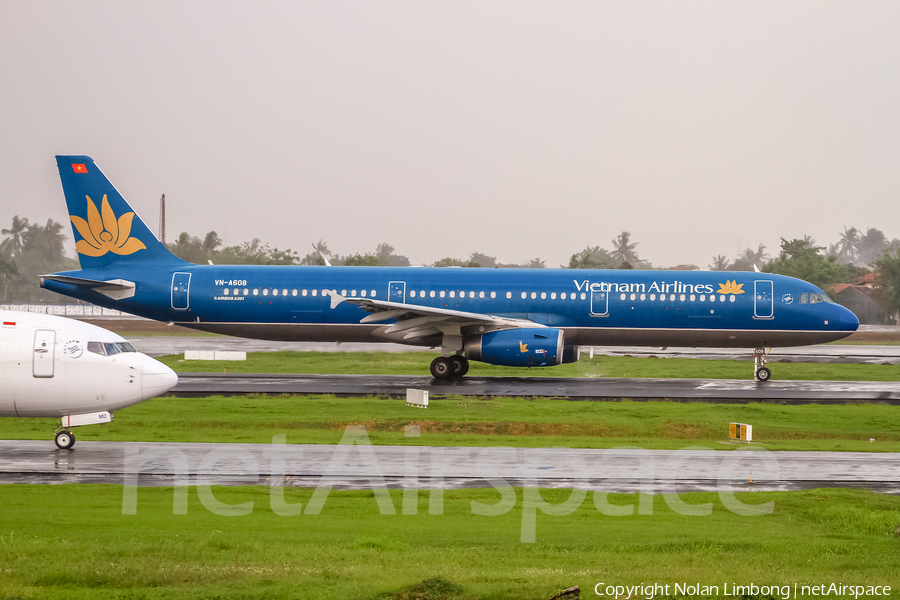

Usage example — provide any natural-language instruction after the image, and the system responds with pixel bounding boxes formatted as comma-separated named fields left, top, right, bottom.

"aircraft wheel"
left=55, top=431, right=75, bottom=450
left=430, top=357, right=453, bottom=379
left=755, top=367, right=771, bottom=382
left=450, top=356, right=469, bottom=378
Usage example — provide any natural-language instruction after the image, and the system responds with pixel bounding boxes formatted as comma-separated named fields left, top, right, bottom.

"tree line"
left=2, top=216, right=900, bottom=316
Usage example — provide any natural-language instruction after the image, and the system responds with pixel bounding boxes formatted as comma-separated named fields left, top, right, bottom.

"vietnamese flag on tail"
left=71, top=163, right=87, bottom=173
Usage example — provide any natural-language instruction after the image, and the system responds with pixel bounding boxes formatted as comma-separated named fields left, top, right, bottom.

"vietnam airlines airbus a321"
left=41, top=156, right=859, bottom=381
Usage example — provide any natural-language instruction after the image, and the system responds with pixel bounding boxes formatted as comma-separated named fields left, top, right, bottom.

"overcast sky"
left=2, top=2, right=898, bottom=269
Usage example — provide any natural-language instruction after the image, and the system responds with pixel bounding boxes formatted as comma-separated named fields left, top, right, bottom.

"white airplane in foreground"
left=0, top=310, right=178, bottom=449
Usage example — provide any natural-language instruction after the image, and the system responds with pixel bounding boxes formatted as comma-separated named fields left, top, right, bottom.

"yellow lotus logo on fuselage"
left=718, top=280, right=745, bottom=294
left=70, top=195, right=147, bottom=257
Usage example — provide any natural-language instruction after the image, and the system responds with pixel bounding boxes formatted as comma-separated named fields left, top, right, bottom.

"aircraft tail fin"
left=55, top=156, right=189, bottom=269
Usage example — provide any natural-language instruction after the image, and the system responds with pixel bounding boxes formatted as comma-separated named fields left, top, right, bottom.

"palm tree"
left=857, top=227, right=888, bottom=265
left=610, top=231, right=639, bottom=266
left=1, top=215, right=29, bottom=256
left=22, top=219, right=67, bottom=261
left=837, top=226, right=860, bottom=263
left=708, top=255, right=730, bottom=271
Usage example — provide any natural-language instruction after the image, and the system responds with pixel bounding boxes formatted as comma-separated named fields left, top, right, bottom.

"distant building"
left=829, top=273, right=895, bottom=325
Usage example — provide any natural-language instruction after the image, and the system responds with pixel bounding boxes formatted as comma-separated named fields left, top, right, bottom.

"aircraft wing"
left=329, top=292, right=542, bottom=341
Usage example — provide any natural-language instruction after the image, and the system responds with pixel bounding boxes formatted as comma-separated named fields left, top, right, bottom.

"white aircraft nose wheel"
left=755, top=367, right=772, bottom=382
left=55, top=431, right=75, bottom=450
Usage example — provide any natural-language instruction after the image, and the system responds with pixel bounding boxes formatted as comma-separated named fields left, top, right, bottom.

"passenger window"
left=620, top=293, right=626, bottom=301
left=311, top=289, right=317, bottom=296
left=283, top=289, right=288, bottom=296
left=479, top=291, right=485, bottom=299
left=689, top=294, right=695, bottom=301
left=370, top=290, right=376, bottom=297
left=640, top=293, right=646, bottom=301
left=531, top=292, right=537, bottom=299
left=699, top=295, right=705, bottom=301
left=351, top=290, right=357, bottom=296
left=551, top=292, right=557, bottom=300
left=679, top=294, right=685, bottom=301
left=670, top=294, right=676, bottom=301
left=450, top=291, right=456, bottom=298
left=430, top=291, right=436, bottom=298
left=410, top=291, right=416, bottom=298
left=580, top=293, right=586, bottom=300
left=506, top=292, right=512, bottom=299
left=521, top=292, right=527, bottom=299
left=302, top=289, right=307, bottom=296
left=263, top=289, right=269, bottom=296
left=561, top=292, right=567, bottom=299
left=440, top=291, right=446, bottom=298
left=469, top=291, right=475, bottom=298
left=223, top=289, right=229, bottom=295
left=245, top=289, right=250, bottom=295
left=541, top=292, right=547, bottom=299
left=361, top=290, right=367, bottom=297
left=650, top=293, right=656, bottom=301
left=273, top=289, right=278, bottom=296
left=253, top=289, right=259, bottom=296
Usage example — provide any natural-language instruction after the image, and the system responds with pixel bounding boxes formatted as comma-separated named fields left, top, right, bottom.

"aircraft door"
left=590, top=288, right=609, bottom=316
left=33, top=329, right=55, bottom=378
left=171, top=272, right=191, bottom=310
left=754, top=280, right=774, bottom=319
left=389, top=281, right=406, bottom=303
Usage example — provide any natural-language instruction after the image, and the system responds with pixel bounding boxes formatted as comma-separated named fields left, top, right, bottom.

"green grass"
left=0, top=485, right=897, bottom=599
left=4, top=396, right=898, bottom=451
left=158, top=351, right=900, bottom=381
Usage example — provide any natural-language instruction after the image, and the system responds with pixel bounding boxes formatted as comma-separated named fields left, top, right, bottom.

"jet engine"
left=464, top=328, right=568, bottom=367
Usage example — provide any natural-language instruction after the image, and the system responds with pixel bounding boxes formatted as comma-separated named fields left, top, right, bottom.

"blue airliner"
left=41, top=156, right=859, bottom=381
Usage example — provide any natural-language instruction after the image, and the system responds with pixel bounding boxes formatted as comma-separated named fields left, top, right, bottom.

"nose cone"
left=141, top=354, right=178, bottom=398
left=838, top=305, right=860, bottom=332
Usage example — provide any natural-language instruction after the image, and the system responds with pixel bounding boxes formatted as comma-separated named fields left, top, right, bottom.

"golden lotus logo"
left=718, top=280, right=745, bottom=294
left=70, top=195, right=147, bottom=257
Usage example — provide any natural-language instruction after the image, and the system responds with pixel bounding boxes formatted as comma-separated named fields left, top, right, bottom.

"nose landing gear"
left=754, top=347, right=772, bottom=382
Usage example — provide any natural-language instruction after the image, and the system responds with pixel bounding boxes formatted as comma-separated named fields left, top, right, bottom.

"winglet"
left=326, top=290, right=344, bottom=309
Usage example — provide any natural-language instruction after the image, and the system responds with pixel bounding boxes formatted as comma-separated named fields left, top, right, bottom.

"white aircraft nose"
left=141, top=354, right=178, bottom=398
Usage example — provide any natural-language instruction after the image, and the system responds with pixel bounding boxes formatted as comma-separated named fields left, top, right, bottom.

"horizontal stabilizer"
left=40, top=274, right=136, bottom=300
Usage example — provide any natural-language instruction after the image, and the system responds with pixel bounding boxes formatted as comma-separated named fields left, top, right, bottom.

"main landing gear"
left=430, top=355, right=469, bottom=379
left=754, top=347, right=772, bottom=382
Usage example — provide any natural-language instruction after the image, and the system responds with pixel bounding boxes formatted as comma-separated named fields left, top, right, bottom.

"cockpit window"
left=87, top=341, right=137, bottom=356
left=800, top=292, right=833, bottom=305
